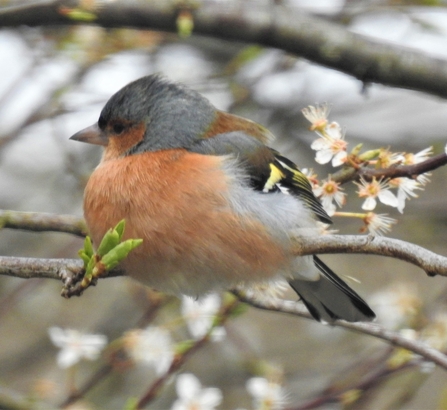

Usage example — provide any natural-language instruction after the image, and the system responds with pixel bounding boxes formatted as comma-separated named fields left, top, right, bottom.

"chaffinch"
left=70, top=74, right=375, bottom=323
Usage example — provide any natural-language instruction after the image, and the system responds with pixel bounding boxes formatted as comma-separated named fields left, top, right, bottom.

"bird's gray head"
left=99, top=74, right=216, bottom=153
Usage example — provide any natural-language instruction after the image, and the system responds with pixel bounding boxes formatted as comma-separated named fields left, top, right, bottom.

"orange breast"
left=83, top=149, right=288, bottom=296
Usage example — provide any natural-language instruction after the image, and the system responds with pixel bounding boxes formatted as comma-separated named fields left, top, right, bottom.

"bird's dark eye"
left=113, top=123, right=125, bottom=135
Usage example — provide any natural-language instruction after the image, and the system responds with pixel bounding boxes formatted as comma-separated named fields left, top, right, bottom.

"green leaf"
left=78, top=250, right=90, bottom=266
left=84, top=236, right=94, bottom=258
left=359, top=148, right=381, bottom=161
left=97, top=228, right=120, bottom=257
left=114, top=219, right=126, bottom=241
left=61, top=8, right=97, bottom=22
left=101, top=239, right=143, bottom=270
left=177, top=11, right=194, bottom=38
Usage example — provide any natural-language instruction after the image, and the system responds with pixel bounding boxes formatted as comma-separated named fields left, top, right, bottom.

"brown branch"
left=0, top=256, right=123, bottom=283
left=233, top=290, right=447, bottom=371
left=0, top=256, right=82, bottom=280
left=0, top=210, right=87, bottom=237
left=359, top=152, right=447, bottom=180
left=291, top=355, right=422, bottom=410
left=1, top=1, right=447, bottom=98
left=1, top=233, right=446, bottom=284
left=292, top=234, right=447, bottom=277
left=333, top=152, right=447, bottom=185
left=2, top=249, right=447, bottom=371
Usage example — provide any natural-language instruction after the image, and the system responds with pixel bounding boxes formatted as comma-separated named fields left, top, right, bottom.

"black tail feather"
left=289, top=256, right=375, bottom=323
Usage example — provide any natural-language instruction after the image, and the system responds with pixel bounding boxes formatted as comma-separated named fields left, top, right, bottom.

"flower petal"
left=57, top=348, right=80, bottom=368
left=246, top=377, right=269, bottom=398
left=315, top=149, right=333, bottom=164
left=331, top=151, right=347, bottom=167
left=378, top=190, right=399, bottom=207
left=199, top=388, right=223, bottom=407
left=48, top=327, right=67, bottom=348
left=311, top=138, right=329, bottom=150
left=176, top=373, right=201, bottom=400
left=325, top=122, right=343, bottom=139
left=362, top=197, right=377, bottom=211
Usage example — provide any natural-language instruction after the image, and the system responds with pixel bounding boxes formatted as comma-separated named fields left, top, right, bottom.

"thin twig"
left=290, top=356, right=421, bottom=410
left=1, top=1, right=447, bottom=98
left=60, top=293, right=168, bottom=408
left=360, top=153, right=447, bottom=180
left=332, top=152, right=447, bottom=185
left=135, top=297, right=240, bottom=408
left=0, top=210, right=87, bottom=237
left=233, top=290, right=447, bottom=371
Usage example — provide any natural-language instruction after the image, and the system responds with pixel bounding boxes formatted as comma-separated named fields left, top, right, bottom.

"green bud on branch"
left=101, top=239, right=143, bottom=270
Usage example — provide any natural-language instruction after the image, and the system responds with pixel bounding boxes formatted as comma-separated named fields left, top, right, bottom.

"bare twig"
left=233, top=290, right=447, bottom=371
left=135, top=297, right=240, bottom=408
left=0, top=256, right=123, bottom=283
left=290, top=356, right=422, bottom=410
left=2, top=225, right=447, bottom=371
left=1, top=234, right=446, bottom=283
left=292, top=234, right=447, bottom=277
left=0, top=210, right=87, bottom=237
left=60, top=293, right=167, bottom=408
left=359, top=153, right=447, bottom=180
left=1, top=1, right=447, bottom=98
left=332, top=152, right=447, bottom=185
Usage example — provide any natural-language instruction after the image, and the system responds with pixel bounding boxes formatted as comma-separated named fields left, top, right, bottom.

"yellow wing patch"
left=263, top=163, right=285, bottom=192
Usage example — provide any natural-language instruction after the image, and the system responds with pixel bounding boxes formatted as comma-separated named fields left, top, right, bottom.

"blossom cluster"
left=47, top=293, right=288, bottom=409
left=301, top=104, right=433, bottom=235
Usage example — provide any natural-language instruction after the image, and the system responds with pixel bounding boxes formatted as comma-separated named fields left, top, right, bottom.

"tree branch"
left=0, top=256, right=122, bottom=282
left=1, top=1, right=447, bottom=98
left=332, top=152, right=447, bottom=185
left=0, top=210, right=87, bottom=237
left=359, top=152, right=447, bottom=181
left=292, top=234, right=447, bottom=277
left=233, top=290, right=447, bottom=371
left=1, top=234, right=446, bottom=285
left=2, top=245, right=447, bottom=370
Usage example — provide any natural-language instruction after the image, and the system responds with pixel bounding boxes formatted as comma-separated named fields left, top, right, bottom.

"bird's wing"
left=190, top=131, right=331, bottom=224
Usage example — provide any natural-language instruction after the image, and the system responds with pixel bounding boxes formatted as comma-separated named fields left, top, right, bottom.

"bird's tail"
left=289, top=256, right=375, bottom=323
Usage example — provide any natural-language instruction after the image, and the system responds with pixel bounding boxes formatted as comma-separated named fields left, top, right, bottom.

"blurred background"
left=2, top=0, right=447, bottom=409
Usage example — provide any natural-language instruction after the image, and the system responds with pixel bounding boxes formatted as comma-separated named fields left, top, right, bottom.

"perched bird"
left=70, top=74, right=375, bottom=323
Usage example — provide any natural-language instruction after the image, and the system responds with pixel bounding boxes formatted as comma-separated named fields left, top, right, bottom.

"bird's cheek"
left=103, top=123, right=146, bottom=160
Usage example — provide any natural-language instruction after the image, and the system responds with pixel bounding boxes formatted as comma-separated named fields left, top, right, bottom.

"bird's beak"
left=70, top=124, right=108, bottom=146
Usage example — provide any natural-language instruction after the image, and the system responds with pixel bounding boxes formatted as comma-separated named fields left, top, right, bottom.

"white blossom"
left=171, top=373, right=222, bottom=410
left=313, top=178, right=346, bottom=216
left=301, top=103, right=330, bottom=131
left=403, top=146, right=433, bottom=164
left=391, top=178, right=422, bottom=213
left=364, top=212, right=397, bottom=236
left=246, top=377, right=286, bottom=410
left=311, top=122, right=348, bottom=167
left=48, top=327, right=107, bottom=368
left=370, top=283, right=422, bottom=329
left=182, top=294, right=226, bottom=341
left=123, top=326, right=174, bottom=375
left=356, top=178, right=398, bottom=211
